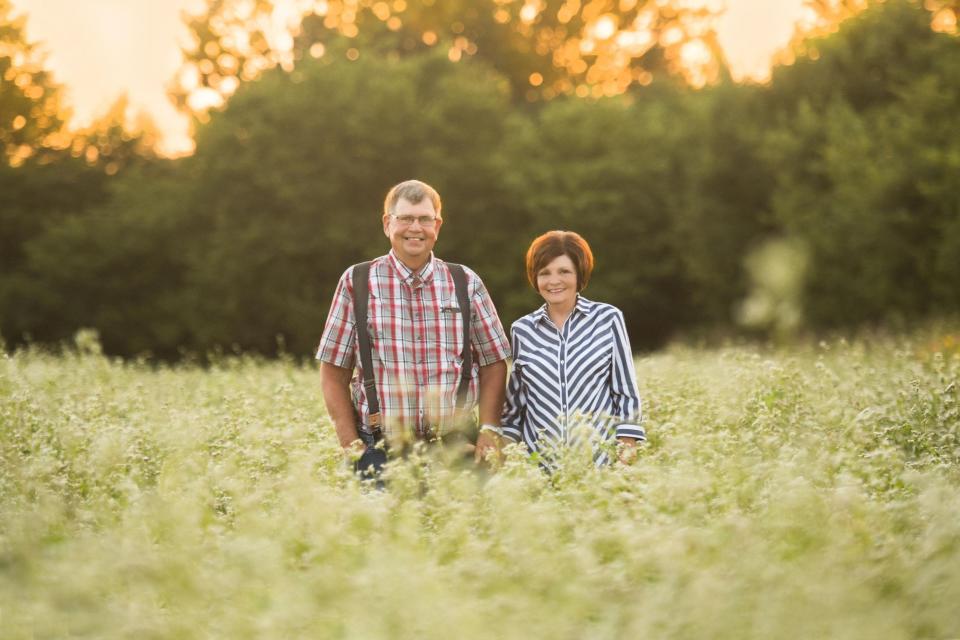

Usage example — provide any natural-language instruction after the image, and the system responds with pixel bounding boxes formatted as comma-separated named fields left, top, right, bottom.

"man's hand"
left=475, top=360, right=507, bottom=466
left=617, top=436, right=639, bottom=465
left=343, top=438, right=366, bottom=462
left=475, top=429, right=502, bottom=464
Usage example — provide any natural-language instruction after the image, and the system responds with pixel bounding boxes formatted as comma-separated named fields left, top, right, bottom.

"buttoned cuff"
left=501, top=425, right=523, bottom=442
left=615, top=424, right=646, bottom=441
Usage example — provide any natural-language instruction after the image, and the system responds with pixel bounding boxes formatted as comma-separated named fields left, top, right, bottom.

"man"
left=317, top=180, right=509, bottom=465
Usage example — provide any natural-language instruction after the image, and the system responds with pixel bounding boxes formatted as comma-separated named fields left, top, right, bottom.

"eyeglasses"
left=391, top=214, right=440, bottom=227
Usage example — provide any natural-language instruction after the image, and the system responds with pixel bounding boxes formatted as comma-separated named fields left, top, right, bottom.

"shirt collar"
left=534, top=294, right=595, bottom=324
left=388, top=250, right=436, bottom=286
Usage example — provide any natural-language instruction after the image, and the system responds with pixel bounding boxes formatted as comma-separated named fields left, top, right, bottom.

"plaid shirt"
left=317, top=251, right=510, bottom=438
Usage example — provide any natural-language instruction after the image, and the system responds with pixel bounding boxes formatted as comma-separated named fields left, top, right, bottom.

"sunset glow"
left=11, top=0, right=814, bottom=156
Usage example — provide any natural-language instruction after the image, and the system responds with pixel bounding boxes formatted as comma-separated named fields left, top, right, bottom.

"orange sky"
left=11, top=0, right=807, bottom=156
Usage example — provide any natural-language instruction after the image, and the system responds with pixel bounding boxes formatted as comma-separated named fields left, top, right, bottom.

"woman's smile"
left=537, top=254, right=579, bottom=310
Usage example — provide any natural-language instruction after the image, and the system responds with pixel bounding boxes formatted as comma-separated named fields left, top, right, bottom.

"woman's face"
left=536, top=254, right=578, bottom=309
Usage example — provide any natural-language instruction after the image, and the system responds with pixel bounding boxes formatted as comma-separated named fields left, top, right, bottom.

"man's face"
left=383, top=197, right=442, bottom=268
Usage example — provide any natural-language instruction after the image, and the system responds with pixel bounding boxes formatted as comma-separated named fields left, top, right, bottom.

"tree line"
left=2, top=0, right=959, bottom=358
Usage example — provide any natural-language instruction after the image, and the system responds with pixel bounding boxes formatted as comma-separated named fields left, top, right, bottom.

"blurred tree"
left=762, top=0, right=960, bottom=326
left=0, top=4, right=163, bottom=349
left=7, top=0, right=959, bottom=358
left=507, top=90, right=693, bottom=346
left=666, top=81, right=777, bottom=325
left=0, top=0, right=68, bottom=165
left=925, top=0, right=958, bottom=34
left=0, top=157, right=109, bottom=297
left=169, top=0, right=725, bottom=120
left=0, top=98, right=161, bottom=297
left=3, top=161, right=193, bottom=355
left=769, top=0, right=949, bottom=112
left=70, top=95, right=161, bottom=176
left=781, top=0, right=959, bottom=58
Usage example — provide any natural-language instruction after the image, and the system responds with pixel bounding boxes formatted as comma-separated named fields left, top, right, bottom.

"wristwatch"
left=479, top=423, right=503, bottom=437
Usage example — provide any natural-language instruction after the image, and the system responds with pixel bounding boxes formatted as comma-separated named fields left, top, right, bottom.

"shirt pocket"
left=423, top=302, right=462, bottom=393
left=438, top=303, right=465, bottom=359
left=369, top=293, right=402, bottom=365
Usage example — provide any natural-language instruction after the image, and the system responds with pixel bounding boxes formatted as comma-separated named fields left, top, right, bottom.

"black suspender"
left=351, top=261, right=473, bottom=435
left=447, top=263, right=473, bottom=411
left=351, top=262, right=381, bottom=434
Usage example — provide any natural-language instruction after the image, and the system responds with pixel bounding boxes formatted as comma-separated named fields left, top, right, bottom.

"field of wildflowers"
left=2, top=332, right=959, bottom=638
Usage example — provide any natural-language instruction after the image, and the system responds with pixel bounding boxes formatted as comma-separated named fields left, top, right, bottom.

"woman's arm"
left=610, top=309, right=645, bottom=443
left=501, top=327, right=526, bottom=442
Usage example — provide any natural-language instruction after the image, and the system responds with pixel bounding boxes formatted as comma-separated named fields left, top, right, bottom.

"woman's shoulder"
left=579, top=297, right=624, bottom=321
left=510, top=307, right=547, bottom=333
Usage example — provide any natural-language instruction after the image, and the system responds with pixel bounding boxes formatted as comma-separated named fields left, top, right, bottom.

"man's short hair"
left=383, top=180, right=442, bottom=218
left=525, top=230, right=595, bottom=292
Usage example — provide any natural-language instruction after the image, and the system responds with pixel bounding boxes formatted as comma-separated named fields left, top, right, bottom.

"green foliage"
left=665, top=82, right=778, bottom=323
left=762, top=0, right=960, bottom=327
left=2, top=333, right=959, bottom=637
left=0, top=10, right=163, bottom=350
left=769, top=0, right=948, bottom=112
left=0, top=156, right=107, bottom=272
left=3, top=0, right=959, bottom=358
left=3, top=162, right=193, bottom=356
left=509, top=90, right=692, bottom=342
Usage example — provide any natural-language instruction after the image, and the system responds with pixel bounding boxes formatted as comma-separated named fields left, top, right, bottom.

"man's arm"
left=462, top=267, right=510, bottom=463
left=474, top=359, right=507, bottom=462
left=477, top=359, right=507, bottom=425
left=320, top=362, right=362, bottom=453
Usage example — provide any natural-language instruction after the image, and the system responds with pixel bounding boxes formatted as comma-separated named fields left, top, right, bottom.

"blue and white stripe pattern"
left=502, top=296, right=644, bottom=466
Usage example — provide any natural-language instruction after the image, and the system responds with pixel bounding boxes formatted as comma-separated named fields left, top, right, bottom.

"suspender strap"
left=446, top=263, right=473, bottom=412
left=351, top=262, right=382, bottom=434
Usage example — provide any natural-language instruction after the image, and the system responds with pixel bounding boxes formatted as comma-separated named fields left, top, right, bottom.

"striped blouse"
left=502, top=296, right=644, bottom=465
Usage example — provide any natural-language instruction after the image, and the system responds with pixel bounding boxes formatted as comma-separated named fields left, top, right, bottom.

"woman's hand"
left=616, top=437, right=638, bottom=465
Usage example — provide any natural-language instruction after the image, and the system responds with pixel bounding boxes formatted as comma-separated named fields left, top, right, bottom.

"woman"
left=501, top=231, right=644, bottom=466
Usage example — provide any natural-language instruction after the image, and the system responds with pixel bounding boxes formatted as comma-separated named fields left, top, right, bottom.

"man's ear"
left=382, top=215, right=390, bottom=236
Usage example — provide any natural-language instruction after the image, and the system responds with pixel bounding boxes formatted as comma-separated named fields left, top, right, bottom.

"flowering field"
left=2, top=333, right=959, bottom=639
